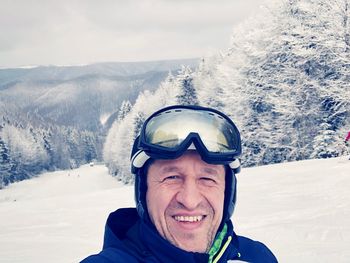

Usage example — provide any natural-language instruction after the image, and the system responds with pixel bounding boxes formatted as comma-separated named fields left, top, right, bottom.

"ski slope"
left=0, top=157, right=349, bottom=262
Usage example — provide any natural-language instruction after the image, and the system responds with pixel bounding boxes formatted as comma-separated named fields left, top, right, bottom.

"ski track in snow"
left=0, top=157, right=349, bottom=263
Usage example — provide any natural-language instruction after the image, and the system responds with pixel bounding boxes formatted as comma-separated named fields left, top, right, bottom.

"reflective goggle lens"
left=144, top=108, right=238, bottom=154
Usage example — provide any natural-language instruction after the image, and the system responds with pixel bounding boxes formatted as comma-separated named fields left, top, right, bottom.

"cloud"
left=0, top=0, right=262, bottom=67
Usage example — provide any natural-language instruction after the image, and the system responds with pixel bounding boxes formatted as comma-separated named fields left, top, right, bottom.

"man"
left=81, top=105, right=277, bottom=262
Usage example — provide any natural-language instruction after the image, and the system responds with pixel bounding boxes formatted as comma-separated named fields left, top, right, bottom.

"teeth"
left=174, top=215, right=204, bottom=222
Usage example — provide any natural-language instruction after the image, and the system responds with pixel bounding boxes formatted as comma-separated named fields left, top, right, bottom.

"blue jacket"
left=81, top=208, right=277, bottom=263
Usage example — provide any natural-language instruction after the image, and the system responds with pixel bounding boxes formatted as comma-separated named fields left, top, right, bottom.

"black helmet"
left=130, top=105, right=241, bottom=223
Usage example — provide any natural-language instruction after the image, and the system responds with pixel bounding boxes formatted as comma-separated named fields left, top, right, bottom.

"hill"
left=0, top=59, right=199, bottom=131
left=0, top=157, right=349, bottom=262
left=0, top=59, right=199, bottom=186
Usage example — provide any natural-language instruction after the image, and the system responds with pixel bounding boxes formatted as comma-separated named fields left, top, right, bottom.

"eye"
left=162, top=175, right=181, bottom=182
left=200, top=177, right=217, bottom=185
left=201, top=177, right=215, bottom=182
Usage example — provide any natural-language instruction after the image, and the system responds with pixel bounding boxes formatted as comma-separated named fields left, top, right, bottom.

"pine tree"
left=81, top=131, right=98, bottom=162
left=311, top=123, right=339, bottom=158
left=176, top=66, right=199, bottom=105
left=0, top=138, right=12, bottom=188
left=42, top=127, right=54, bottom=168
left=133, top=112, right=146, bottom=140
left=117, top=100, right=132, bottom=122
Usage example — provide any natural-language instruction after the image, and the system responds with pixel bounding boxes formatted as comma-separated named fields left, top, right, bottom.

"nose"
left=175, top=178, right=203, bottom=210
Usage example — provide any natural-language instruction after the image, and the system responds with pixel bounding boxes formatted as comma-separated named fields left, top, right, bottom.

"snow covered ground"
left=0, top=156, right=349, bottom=263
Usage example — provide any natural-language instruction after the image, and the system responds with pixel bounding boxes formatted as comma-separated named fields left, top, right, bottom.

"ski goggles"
left=132, top=105, right=242, bottom=170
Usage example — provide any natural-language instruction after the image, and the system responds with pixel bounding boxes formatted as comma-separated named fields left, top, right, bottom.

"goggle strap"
left=132, top=149, right=240, bottom=171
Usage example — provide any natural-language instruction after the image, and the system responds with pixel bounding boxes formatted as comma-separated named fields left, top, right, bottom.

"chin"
left=178, top=243, right=208, bottom=253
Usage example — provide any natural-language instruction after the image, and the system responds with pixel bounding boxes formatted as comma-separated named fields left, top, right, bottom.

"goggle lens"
left=144, top=108, right=238, bottom=154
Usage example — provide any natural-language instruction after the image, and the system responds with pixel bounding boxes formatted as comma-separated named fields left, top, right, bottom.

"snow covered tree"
left=180, top=0, right=350, bottom=166
left=0, top=124, right=49, bottom=181
left=103, top=75, right=181, bottom=183
left=81, top=130, right=99, bottom=163
left=133, top=111, right=146, bottom=140
left=194, top=55, right=228, bottom=111
left=117, top=100, right=132, bottom=122
left=218, top=0, right=350, bottom=164
left=311, top=123, right=339, bottom=158
left=41, top=127, right=55, bottom=168
left=176, top=66, right=199, bottom=105
left=102, top=0, right=350, bottom=182
left=0, top=138, right=12, bottom=188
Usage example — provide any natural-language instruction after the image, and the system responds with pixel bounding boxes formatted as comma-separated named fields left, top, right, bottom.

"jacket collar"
left=103, top=208, right=240, bottom=263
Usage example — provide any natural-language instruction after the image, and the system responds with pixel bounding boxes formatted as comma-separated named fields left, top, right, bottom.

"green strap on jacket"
left=208, top=224, right=232, bottom=263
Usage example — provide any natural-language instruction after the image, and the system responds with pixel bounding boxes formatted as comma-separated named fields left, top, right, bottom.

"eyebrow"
left=161, top=166, right=181, bottom=173
left=201, top=167, right=222, bottom=176
left=160, top=165, right=223, bottom=176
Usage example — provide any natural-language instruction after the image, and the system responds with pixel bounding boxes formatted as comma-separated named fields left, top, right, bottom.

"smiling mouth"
left=173, top=215, right=205, bottom=222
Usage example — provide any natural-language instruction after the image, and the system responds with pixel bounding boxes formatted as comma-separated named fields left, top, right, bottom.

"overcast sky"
left=0, top=0, right=263, bottom=68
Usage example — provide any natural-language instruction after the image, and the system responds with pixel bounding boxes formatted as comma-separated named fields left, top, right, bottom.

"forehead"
left=148, top=151, right=225, bottom=175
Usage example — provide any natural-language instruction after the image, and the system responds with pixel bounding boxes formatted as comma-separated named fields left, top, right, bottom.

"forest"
left=1, top=0, right=349, bottom=186
left=103, top=0, right=350, bottom=183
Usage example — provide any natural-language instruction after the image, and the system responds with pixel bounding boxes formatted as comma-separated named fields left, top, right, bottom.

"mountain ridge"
left=0, top=58, right=199, bottom=85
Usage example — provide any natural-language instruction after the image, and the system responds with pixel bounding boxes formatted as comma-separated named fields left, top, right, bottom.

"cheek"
left=207, top=189, right=225, bottom=215
left=146, top=187, right=173, bottom=218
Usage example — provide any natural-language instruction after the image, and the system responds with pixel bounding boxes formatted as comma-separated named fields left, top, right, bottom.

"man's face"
left=146, top=151, right=226, bottom=253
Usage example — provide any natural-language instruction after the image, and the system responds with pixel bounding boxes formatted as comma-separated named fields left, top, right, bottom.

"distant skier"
left=345, top=131, right=350, bottom=145
left=345, top=131, right=350, bottom=159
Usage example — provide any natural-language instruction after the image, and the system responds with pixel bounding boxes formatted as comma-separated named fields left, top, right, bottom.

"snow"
left=0, top=157, right=349, bottom=262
